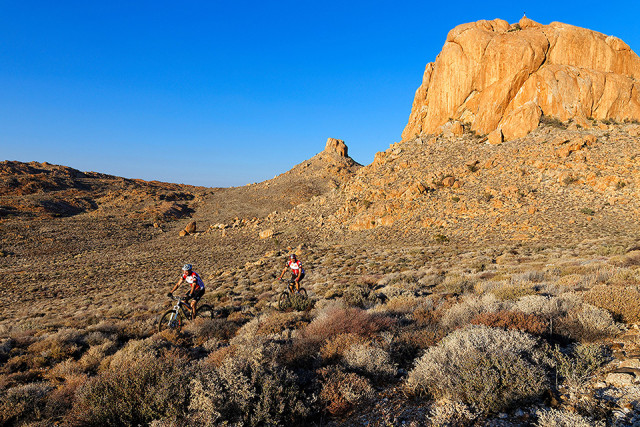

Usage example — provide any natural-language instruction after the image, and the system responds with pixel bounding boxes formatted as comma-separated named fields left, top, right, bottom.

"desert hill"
left=402, top=16, right=640, bottom=142
left=2, top=17, right=640, bottom=427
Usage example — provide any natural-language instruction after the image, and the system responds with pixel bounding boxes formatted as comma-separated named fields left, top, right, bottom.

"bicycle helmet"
left=182, top=263, right=193, bottom=271
left=289, top=254, right=297, bottom=260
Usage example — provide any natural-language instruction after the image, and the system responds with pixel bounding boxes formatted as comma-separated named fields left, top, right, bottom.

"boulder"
left=185, top=221, right=196, bottom=234
left=259, top=229, right=274, bottom=239
left=402, top=17, right=640, bottom=142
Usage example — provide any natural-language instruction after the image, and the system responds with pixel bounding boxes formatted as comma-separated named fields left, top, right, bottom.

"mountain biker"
left=168, top=264, right=205, bottom=320
left=279, top=254, right=305, bottom=292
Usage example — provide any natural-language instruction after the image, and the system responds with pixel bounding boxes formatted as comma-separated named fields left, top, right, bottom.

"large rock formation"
left=402, top=16, right=640, bottom=141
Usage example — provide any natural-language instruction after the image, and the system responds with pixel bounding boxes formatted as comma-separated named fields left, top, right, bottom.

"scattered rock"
left=605, top=372, right=636, bottom=387
left=185, top=221, right=196, bottom=234
left=259, top=229, right=275, bottom=239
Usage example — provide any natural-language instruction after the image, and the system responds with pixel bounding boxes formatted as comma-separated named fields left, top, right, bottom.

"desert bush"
left=555, top=304, right=622, bottom=342
left=440, top=294, right=504, bottom=331
left=428, top=399, right=478, bottom=426
left=342, top=284, right=379, bottom=308
left=435, top=274, right=474, bottom=295
left=301, top=306, right=394, bottom=345
left=77, top=340, right=118, bottom=373
left=188, top=352, right=309, bottom=426
left=492, top=284, right=537, bottom=301
left=513, top=294, right=581, bottom=318
left=317, top=366, right=375, bottom=416
left=320, top=333, right=370, bottom=362
left=27, top=328, right=86, bottom=365
left=552, top=343, right=608, bottom=389
left=583, top=285, right=640, bottom=323
left=0, top=382, right=52, bottom=425
left=388, top=326, right=446, bottom=367
left=536, top=408, right=603, bottom=426
left=609, top=250, right=640, bottom=267
left=406, top=325, right=547, bottom=414
left=70, top=350, right=190, bottom=426
left=343, top=343, right=396, bottom=380
left=471, top=311, right=548, bottom=336
left=182, top=318, right=240, bottom=345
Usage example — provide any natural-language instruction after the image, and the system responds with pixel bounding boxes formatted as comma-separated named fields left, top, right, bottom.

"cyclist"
left=168, top=264, right=205, bottom=320
left=279, top=254, right=305, bottom=292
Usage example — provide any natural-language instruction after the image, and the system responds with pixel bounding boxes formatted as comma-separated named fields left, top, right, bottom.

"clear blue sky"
left=1, top=1, right=638, bottom=187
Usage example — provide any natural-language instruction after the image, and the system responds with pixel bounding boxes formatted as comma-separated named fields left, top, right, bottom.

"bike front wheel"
left=196, top=304, right=214, bottom=320
left=278, top=292, right=290, bottom=310
left=158, top=309, right=182, bottom=332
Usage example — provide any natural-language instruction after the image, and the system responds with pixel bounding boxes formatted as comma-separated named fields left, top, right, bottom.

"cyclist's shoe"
left=167, top=292, right=173, bottom=298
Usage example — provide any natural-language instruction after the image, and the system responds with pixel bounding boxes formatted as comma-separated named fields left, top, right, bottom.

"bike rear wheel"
left=196, top=304, right=214, bottom=319
left=297, top=288, right=307, bottom=298
left=158, top=309, right=182, bottom=332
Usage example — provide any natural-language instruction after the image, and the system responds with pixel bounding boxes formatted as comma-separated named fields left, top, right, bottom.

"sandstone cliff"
left=402, top=16, right=640, bottom=141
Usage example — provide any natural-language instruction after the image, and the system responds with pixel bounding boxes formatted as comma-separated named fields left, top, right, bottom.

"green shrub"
left=492, top=284, right=537, bottom=301
left=406, top=325, right=547, bottom=414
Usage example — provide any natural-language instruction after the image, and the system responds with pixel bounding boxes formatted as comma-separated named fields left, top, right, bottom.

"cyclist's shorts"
left=291, top=272, right=305, bottom=282
left=185, top=287, right=205, bottom=302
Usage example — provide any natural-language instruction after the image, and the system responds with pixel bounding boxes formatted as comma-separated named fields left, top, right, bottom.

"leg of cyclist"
left=295, top=272, right=305, bottom=292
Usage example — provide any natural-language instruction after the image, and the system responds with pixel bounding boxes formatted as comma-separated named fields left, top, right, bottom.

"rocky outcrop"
left=402, top=16, right=640, bottom=141
left=325, top=138, right=349, bottom=157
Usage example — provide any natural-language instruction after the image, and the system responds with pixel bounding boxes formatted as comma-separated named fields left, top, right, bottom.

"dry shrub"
left=188, top=350, right=309, bottom=425
left=609, top=250, right=640, bottom=267
left=45, top=374, right=87, bottom=421
left=389, top=326, right=446, bottom=368
left=552, top=343, right=608, bottom=389
left=254, top=312, right=310, bottom=336
left=70, top=350, right=190, bottom=426
left=77, top=340, right=118, bottom=373
left=382, top=295, right=429, bottom=315
left=301, top=307, right=394, bottom=345
left=183, top=318, right=239, bottom=345
left=342, top=284, right=379, bottom=308
left=320, top=333, right=370, bottom=362
left=440, top=294, right=504, bottom=331
left=406, top=325, right=547, bottom=414
left=428, top=399, right=478, bottom=426
left=471, top=311, right=548, bottom=336
left=513, top=294, right=581, bottom=318
left=492, top=284, right=537, bottom=301
left=27, top=328, right=86, bottom=365
left=435, top=274, right=474, bottom=295
left=317, top=366, right=374, bottom=416
left=555, top=305, right=622, bottom=342
left=0, top=382, right=52, bottom=425
left=343, top=343, right=396, bottom=380
left=535, top=408, right=603, bottom=427
left=583, top=285, right=640, bottom=323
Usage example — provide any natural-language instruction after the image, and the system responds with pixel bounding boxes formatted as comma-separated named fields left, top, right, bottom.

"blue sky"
left=1, top=1, right=639, bottom=187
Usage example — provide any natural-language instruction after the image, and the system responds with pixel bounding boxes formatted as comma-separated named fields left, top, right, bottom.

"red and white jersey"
left=182, top=271, right=205, bottom=290
left=287, top=260, right=304, bottom=274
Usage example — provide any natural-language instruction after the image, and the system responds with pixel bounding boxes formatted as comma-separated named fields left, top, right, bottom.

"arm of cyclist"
left=278, top=266, right=288, bottom=280
left=168, top=277, right=184, bottom=296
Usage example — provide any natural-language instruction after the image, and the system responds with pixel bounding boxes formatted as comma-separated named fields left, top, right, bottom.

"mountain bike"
left=158, top=294, right=215, bottom=332
left=278, top=278, right=308, bottom=310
